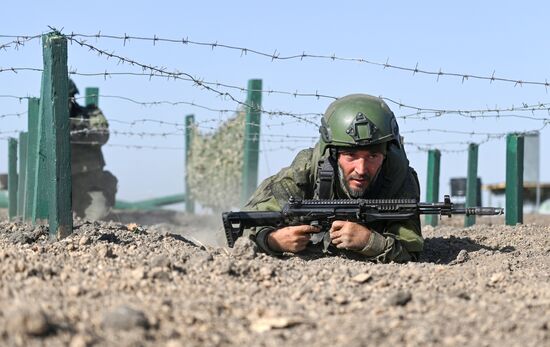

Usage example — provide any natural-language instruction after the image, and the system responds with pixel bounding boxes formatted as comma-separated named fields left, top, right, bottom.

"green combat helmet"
left=319, top=94, right=401, bottom=155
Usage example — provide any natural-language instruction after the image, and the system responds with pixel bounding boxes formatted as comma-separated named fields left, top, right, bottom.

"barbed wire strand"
left=63, top=36, right=322, bottom=127
left=71, top=141, right=184, bottom=150
left=69, top=127, right=317, bottom=143
left=0, top=67, right=42, bottom=74
left=0, top=35, right=41, bottom=51
left=88, top=94, right=550, bottom=121
left=0, top=111, right=26, bottom=119
left=6, top=31, right=550, bottom=90
left=54, top=31, right=550, bottom=90
left=4, top=89, right=550, bottom=125
left=401, top=122, right=548, bottom=137
left=73, top=141, right=311, bottom=153
left=3, top=35, right=550, bottom=123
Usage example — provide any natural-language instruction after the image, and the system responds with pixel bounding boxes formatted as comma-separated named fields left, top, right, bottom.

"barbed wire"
left=190, top=122, right=318, bottom=138
left=76, top=94, right=325, bottom=119
left=3, top=72, right=550, bottom=123
left=193, top=118, right=306, bottom=129
left=70, top=128, right=183, bottom=137
left=57, top=31, right=550, bottom=89
left=259, top=145, right=313, bottom=153
left=70, top=127, right=318, bottom=143
left=92, top=110, right=550, bottom=137
left=404, top=134, right=521, bottom=153
left=71, top=141, right=184, bottom=150
left=403, top=135, right=495, bottom=153
left=406, top=138, right=492, bottom=147
left=2, top=109, right=548, bottom=152
left=3, top=32, right=546, bottom=155
left=384, top=96, right=550, bottom=119
left=71, top=69, right=550, bottom=118
left=3, top=108, right=547, bottom=144
left=7, top=122, right=545, bottom=146
left=63, top=36, right=324, bottom=127
left=120, top=115, right=311, bottom=135
left=405, top=145, right=471, bottom=154
left=0, top=95, right=33, bottom=102
left=72, top=141, right=310, bottom=153
left=1, top=60, right=319, bottom=127
left=73, top=121, right=547, bottom=149
left=0, top=35, right=41, bottom=51
left=107, top=118, right=186, bottom=129
left=18, top=108, right=547, bottom=141
left=89, top=94, right=550, bottom=121
left=70, top=69, right=337, bottom=100
left=106, top=117, right=311, bottom=134
left=402, top=112, right=550, bottom=122
left=3, top=33, right=550, bottom=125
left=395, top=121, right=549, bottom=152
left=4, top=128, right=543, bottom=153
left=401, top=122, right=548, bottom=137
left=7, top=31, right=550, bottom=91
left=0, top=111, right=26, bottom=119
left=40, top=127, right=495, bottom=149
left=0, top=67, right=42, bottom=74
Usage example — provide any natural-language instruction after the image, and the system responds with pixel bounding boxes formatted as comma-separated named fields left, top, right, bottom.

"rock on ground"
left=0, top=211, right=548, bottom=347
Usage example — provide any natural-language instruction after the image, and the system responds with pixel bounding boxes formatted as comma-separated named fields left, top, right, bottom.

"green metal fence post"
left=465, top=143, right=479, bottom=227
left=505, top=134, right=524, bottom=225
left=8, top=138, right=18, bottom=220
left=425, top=149, right=441, bottom=227
left=185, top=114, right=195, bottom=213
left=85, top=87, right=99, bottom=107
left=41, top=33, right=72, bottom=239
left=240, top=79, right=263, bottom=207
left=33, top=71, right=50, bottom=221
left=17, top=132, right=28, bottom=218
left=24, top=98, right=40, bottom=221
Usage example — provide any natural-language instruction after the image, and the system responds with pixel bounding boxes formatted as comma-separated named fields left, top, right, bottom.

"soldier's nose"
left=354, top=158, right=368, bottom=175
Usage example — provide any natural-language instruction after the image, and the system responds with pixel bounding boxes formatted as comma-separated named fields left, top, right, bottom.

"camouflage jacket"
left=70, top=102, right=110, bottom=175
left=243, top=141, right=423, bottom=263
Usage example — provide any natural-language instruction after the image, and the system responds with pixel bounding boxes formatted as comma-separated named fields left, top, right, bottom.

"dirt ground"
left=0, top=209, right=548, bottom=347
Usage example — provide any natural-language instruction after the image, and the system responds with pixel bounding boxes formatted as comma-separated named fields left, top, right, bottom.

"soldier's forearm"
left=353, top=233, right=418, bottom=263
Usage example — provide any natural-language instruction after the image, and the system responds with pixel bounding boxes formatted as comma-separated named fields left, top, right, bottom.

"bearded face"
left=336, top=148, right=385, bottom=198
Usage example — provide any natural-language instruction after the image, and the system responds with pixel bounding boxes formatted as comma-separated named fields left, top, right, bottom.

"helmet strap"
left=315, top=154, right=337, bottom=199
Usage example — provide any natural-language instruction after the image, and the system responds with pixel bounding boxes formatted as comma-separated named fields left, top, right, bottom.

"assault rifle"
left=222, top=195, right=503, bottom=247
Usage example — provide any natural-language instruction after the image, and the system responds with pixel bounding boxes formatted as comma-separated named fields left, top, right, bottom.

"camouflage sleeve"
left=242, top=148, right=315, bottom=253
left=70, top=106, right=109, bottom=145
left=355, top=218, right=423, bottom=263
left=354, top=167, right=424, bottom=263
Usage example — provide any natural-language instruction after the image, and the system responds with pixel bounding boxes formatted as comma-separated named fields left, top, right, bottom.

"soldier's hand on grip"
left=329, top=221, right=372, bottom=250
left=267, top=225, right=320, bottom=253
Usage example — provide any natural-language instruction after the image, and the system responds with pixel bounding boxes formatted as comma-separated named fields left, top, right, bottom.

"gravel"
left=0, top=211, right=548, bottom=347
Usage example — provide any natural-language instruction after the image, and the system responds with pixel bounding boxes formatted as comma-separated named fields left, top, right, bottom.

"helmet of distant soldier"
left=318, top=94, right=401, bottom=155
left=68, top=78, right=79, bottom=97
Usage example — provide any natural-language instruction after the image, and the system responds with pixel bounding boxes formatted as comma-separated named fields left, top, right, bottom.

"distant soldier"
left=69, top=79, right=117, bottom=219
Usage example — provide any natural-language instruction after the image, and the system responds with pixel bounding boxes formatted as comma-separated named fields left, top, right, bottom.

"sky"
left=1, top=1, right=549, bottom=209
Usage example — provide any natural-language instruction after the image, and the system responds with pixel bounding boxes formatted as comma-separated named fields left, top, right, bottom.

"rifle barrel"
left=451, top=207, right=504, bottom=216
